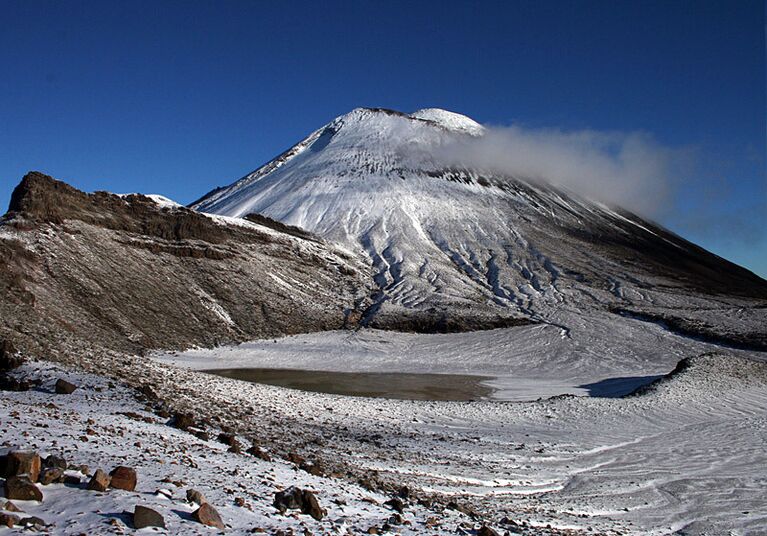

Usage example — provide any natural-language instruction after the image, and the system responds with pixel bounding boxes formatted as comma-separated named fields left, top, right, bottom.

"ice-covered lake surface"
left=154, top=316, right=767, bottom=534
left=157, top=311, right=751, bottom=402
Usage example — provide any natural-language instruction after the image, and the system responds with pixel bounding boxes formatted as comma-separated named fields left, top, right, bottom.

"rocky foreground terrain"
left=0, top=168, right=766, bottom=534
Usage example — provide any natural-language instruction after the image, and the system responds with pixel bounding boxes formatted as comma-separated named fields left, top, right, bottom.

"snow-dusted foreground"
left=3, top=319, right=766, bottom=534
left=0, top=361, right=477, bottom=535
left=150, top=321, right=767, bottom=535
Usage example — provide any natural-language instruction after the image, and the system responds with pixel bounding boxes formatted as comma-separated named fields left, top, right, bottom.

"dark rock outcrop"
left=0, top=172, right=369, bottom=359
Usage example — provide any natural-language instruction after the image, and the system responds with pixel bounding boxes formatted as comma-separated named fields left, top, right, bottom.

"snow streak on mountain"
left=194, top=108, right=767, bottom=340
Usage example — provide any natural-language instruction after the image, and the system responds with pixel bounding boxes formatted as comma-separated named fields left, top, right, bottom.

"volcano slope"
left=194, top=107, right=767, bottom=346
left=0, top=172, right=370, bottom=358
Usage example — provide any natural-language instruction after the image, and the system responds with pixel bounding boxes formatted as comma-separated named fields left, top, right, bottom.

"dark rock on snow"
left=109, top=466, right=137, bottom=491
left=87, top=469, right=110, bottom=492
left=186, top=488, right=207, bottom=505
left=2, top=500, right=22, bottom=512
left=54, top=378, right=77, bottom=394
left=133, top=505, right=165, bottom=529
left=273, top=486, right=325, bottom=521
left=0, top=340, right=22, bottom=371
left=0, top=513, right=20, bottom=528
left=4, top=476, right=43, bottom=501
left=4, top=451, right=41, bottom=481
left=191, top=502, right=225, bottom=529
left=43, top=454, right=67, bottom=471
left=38, top=467, right=64, bottom=485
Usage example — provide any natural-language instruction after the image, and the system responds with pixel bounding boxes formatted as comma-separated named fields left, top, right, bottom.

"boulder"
left=42, top=455, right=67, bottom=471
left=477, top=526, right=500, bottom=536
left=301, top=489, right=324, bottom=521
left=0, top=376, right=30, bottom=391
left=0, top=340, right=22, bottom=371
left=133, top=505, right=165, bottom=529
left=5, top=452, right=41, bottom=481
left=173, top=412, right=195, bottom=431
left=273, top=486, right=324, bottom=520
left=4, top=476, right=43, bottom=501
left=384, top=497, right=405, bottom=513
left=0, top=512, right=19, bottom=528
left=87, top=469, right=110, bottom=492
left=2, top=501, right=22, bottom=512
left=217, top=432, right=242, bottom=453
left=109, top=466, right=137, bottom=491
left=191, top=502, right=225, bottom=529
left=54, top=379, right=77, bottom=394
left=186, top=488, right=207, bottom=505
left=38, top=467, right=64, bottom=485
left=63, top=475, right=81, bottom=486
left=273, top=486, right=303, bottom=512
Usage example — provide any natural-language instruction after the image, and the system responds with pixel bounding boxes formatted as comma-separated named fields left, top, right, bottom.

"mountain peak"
left=330, top=107, right=484, bottom=136
left=410, top=108, right=484, bottom=135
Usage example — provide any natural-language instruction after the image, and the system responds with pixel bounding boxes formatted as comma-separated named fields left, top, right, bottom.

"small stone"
left=109, top=466, right=137, bottom=491
left=133, top=505, right=165, bottom=529
left=54, top=379, right=77, bottom=394
left=2, top=501, right=22, bottom=512
left=5, top=451, right=41, bottom=481
left=4, top=476, right=43, bottom=501
left=38, top=467, right=64, bottom=485
left=0, top=512, right=19, bottom=528
left=63, top=475, right=81, bottom=485
left=234, top=497, right=245, bottom=507
left=477, top=526, right=500, bottom=536
left=191, top=502, right=225, bottom=529
left=186, top=488, right=207, bottom=505
left=87, top=469, right=110, bottom=492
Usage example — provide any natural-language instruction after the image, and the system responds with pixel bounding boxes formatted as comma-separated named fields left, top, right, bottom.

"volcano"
left=193, top=107, right=767, bottom=345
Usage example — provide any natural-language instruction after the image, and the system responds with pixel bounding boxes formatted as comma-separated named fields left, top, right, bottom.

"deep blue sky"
left=1, top=1, right=765, bottom=276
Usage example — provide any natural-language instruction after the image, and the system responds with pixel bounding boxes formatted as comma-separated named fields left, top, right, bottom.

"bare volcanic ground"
left=0, top=172, right=371, bottom=358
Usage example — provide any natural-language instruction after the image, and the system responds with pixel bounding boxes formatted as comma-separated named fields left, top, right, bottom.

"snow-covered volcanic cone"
left=194, top=107, right=766, bottom=341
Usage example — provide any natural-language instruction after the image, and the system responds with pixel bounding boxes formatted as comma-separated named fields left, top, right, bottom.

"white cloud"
left=435, top=124, right=681, bottom=217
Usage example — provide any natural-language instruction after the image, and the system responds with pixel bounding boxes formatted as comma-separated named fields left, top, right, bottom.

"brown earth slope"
left=0, top=172, right=371, bottom=359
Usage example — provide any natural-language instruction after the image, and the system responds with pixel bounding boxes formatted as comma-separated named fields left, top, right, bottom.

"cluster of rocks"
left=0, top=447, right=229, bottom=531
left=0, top=341, right=79, bottom=396
left=0, top=451, right=67, bottom=528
